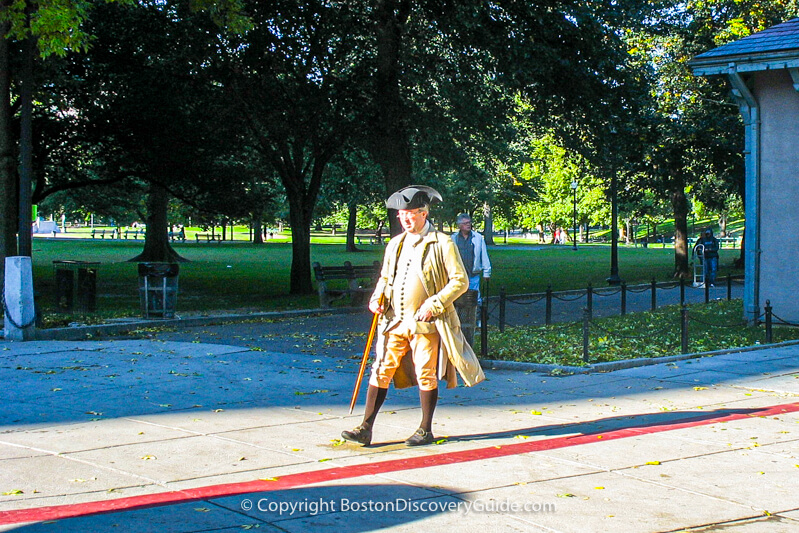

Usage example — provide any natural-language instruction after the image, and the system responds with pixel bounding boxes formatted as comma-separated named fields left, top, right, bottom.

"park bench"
left=354, top=229, right=384, bottom=245
left=124, top=228, right=145, bottom=239
left=312, top=260, right=382, bottom=308
left=169, top=230, right=186, bottom=243
left=195, top=233, right=222, bottom=243
left=91, top=229, right=106, bottom=239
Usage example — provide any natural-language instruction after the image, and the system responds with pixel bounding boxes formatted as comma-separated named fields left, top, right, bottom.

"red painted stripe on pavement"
left=2, top=402, right=797, bottom=525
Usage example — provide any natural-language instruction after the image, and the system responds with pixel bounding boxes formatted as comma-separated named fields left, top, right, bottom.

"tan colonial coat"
left=369, top=223, right=486, bottom=389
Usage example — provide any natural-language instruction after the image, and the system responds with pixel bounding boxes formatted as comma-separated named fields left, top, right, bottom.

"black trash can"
left=454, top=289, right=479, bottom=346
left=53, top=260, right=100, bottom=313
left=138, top=263, right=179, bottom=319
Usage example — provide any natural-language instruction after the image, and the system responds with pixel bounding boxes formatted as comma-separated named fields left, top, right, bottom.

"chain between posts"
left=487, top=276, right=744, bottom=336
left=483, top=285, right=784, bottom=364
left=2, top=292, right=37, bottom=330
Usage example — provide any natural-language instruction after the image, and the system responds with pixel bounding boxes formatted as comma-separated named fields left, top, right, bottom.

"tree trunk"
left=285, top=190, right=314, bottom=294
left=718, top=214, right=728, bottom=237
left=483, top=202, right=495, bottom=245
left=277, top=150, right=327, bottom=295
left=671, top=187, right=690, bottom=278
left=345, top=203, right=359, bottom=252
left=372, top=0, right=413, bottom=237
left=129, top=184, right=186, bottom=263
left=0, top=15, right=18, bottom=278
left=17, top=29, right=35, bottom=258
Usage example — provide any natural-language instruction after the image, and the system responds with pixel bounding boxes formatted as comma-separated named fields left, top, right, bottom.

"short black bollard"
left=586, top=283, right=593, bottom=320
left=480, top=300, right=488, bottom=357
left=545, top=285, right=553, bottom=325
left=680, top=278, right=685, bottom=306
left=582, top=308, right=590, bottom=363
left=681, top=304, right=689, bottom=354
left=765, top=300, right=773, bottom=344
left=499, top=286, right=506, bottom=333
left=704, top=277, right=710, bottom=303
left=726, top=274, right=732, bottom=300
left=651, top=278, right=657, bottom=311
left=621, top=282, right=627, bottom=316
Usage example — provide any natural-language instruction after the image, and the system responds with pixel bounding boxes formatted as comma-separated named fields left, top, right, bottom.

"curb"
left=481, top=339, right=799, bottom=375
left=27, top=307, right=368, bottom=341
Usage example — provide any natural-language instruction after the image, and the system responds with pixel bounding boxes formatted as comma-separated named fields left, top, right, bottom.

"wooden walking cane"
left=349, top=295, right=384, bottom=414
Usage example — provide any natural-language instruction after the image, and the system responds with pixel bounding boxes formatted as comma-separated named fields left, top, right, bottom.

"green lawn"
left=29, top=235, right=743, bottom=324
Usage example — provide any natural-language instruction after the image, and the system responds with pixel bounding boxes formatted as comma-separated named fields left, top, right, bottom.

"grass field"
left=28, top=234, right=744, bottom=325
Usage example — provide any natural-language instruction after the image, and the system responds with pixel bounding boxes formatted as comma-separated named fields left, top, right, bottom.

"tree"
left=0, top=0, right=248, bottom=281
left=513, top=134, right=608, bottom=242
left=628, top=0, right=799, bottom=278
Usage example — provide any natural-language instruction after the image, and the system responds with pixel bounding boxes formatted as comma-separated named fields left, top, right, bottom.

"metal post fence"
left=499, top=286, right=506, bottom=332
left=681, top=305, right=689, bottom=354
left=727, top=274, right=732, bottom=300
left=480, top=301, right=488, bottom=356
left=704, top=279, right=710, bottom=303
left=680, top=278, right=685, bottom=306
left=582, top=308, right=590, bottom=363
left=651, top=278, right=657, bottom=311
left=621, top=282, right=627, bottom=315
left=545, top=285, right=553, bottom=325
left=587, top=283, right=593, bottom=320
left=765, top=299, right=773, bottom=344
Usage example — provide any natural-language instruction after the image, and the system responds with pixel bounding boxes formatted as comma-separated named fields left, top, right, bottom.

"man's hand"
left=369, top=299, right=384, bottom=315
left=415, top=302, right=435, bottom=322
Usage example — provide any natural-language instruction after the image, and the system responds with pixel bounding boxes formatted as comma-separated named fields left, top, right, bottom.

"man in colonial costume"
left=342, top=185, right=485, bottom=446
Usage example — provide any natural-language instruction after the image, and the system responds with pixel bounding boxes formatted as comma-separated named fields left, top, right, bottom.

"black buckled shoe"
left=341, top=425, right=372, bottom=446
left=405, top=428, right=434, bottom=446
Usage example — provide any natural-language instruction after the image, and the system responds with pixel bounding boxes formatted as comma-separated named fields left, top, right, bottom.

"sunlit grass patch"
left=486, top=300, right=799, bottom=366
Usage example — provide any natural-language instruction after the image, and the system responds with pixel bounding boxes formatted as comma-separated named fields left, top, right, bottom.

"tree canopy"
left=4, top=0, right=799, bottom=297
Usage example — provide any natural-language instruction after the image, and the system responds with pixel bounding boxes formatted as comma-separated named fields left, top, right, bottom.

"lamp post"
left=606, top=167, right=623, bottom=285
left=606, top=124, right=623, bottom=286
left=570, top=180, right=578, bottom=251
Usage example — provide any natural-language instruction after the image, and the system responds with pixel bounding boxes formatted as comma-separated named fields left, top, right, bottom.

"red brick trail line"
left=2, top=402, right=797, bottom=525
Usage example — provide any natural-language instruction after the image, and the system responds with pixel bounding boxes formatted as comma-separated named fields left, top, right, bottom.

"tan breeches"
left=369, top=328, right=440, bottom=391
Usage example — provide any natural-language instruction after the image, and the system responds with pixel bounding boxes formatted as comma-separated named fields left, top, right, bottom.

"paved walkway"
left=1, top=305, right=798, bottom=532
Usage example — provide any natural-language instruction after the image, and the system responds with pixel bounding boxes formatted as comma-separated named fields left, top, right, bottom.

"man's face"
left=458, top=218, right=472, bottom=234
left=398, top=208, right=428, bottom=234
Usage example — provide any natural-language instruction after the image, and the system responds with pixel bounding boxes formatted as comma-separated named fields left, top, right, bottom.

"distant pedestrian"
left=451, top=213, right=491, bottom=304
left=694, top=228, right=720, bottom=286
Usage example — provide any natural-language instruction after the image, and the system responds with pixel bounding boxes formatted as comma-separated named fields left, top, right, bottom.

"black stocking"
left=362, top=385, right=387, bottom=429
left=419, top=388, right=438, bottom=433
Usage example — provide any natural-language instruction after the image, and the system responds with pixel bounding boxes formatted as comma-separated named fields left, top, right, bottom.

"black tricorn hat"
left=385, top=185, right=443, bottom=210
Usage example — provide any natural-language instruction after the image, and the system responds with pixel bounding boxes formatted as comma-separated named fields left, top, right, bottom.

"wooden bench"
left=195, top=233, right=222, bottom=243
left=169, top=230, right=186, bottom=243
left=355, top=235, right=384, bottom=245
left=312, top=261, right=382, bottom=308
left=123, top=228, right=145, bottom=239
left=91, top=229, right=106, bottom=239
left=354, top=229, right=384, bottom=245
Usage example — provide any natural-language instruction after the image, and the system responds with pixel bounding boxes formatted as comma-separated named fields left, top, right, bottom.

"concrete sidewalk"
left=1, top=325, right=798, bottom=531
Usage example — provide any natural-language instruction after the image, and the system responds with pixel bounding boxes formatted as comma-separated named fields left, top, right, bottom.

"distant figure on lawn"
left=694, top=228, right=720, bottom=287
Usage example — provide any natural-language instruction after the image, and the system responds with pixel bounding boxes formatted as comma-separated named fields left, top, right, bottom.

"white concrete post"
left=4, top=256, right=36, bottom=341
